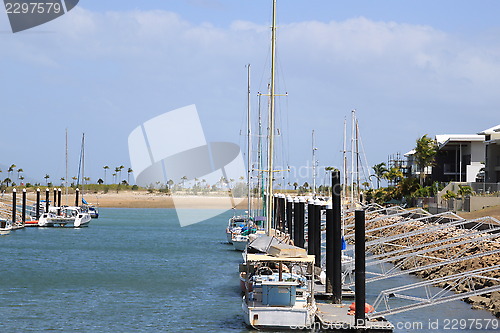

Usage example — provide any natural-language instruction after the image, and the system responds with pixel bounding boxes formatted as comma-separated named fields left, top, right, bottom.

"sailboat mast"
left=312, top=130, right=317, bottom=198
left=247, top=64, right=252, bottom=216
left=342, top=118, right=348, bottom=202
left=355, top=120, right=360, bottom=201
left=65, top=128, right=69, bottom=206
left=350, top=110, right=355, bottom=205
left=81, top=133, right=85, bottom=201
left=265, top=0, right=277, bottom=236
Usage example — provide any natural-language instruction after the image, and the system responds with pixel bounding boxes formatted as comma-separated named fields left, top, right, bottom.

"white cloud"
left=2, top=8, right=500, bottom=181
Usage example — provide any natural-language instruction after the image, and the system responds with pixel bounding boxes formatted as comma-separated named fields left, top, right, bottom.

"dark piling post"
left=314, top=199, right=322, bottom=268
left=280, top=195, right=286, bottom=232
left=293, top=198, right=300, bottom=246
left=332, top=171, right=342, bottom=304
left=58, top=188, right=62, bottom=207
left=355, top=209, right=366, bottom=328
left=36, top=188, right=40, bottom=220
left=298, top=197, right=306, bottom=248
left=12, top=188, right=17, bottom=225
left=75, top=188, right=80, bottom=207
left=275, top=194, right=280, bottom=230
left=295, top=197, right=305, bottom=248
left=275, top=195, right=280, bottom=231
left=53, top=188, right=57, bottom=208
left=326, top=203, right=334, bottom=294
left=22, top=189, right=26, bottom=225
left=307, top=199, right=315, bottom=256
left=286, top=196, right=293, bottom=238
left=45, top=189, right=49, bottom=213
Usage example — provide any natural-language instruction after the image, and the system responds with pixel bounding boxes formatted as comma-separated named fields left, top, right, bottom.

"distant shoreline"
left=24, top=191, right=250, bottom=209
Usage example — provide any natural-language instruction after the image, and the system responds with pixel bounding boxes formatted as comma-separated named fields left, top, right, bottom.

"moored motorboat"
left=0, top=218, right=12, bottom=235
left=226, top=216, right=248, bottom=244
left=241, top=248, right=317, bottom=329
left=38, top=206, right=91, bottom=228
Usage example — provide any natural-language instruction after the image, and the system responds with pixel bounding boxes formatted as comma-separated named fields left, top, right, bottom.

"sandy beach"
left=56, top=191, right=250, bottom=209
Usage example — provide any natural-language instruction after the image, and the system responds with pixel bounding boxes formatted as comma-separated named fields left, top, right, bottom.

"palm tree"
left=103, top=166, right=109, bottom=185
left=127, top=168, right=133, bottom=184
left=4, top=177, right=12, bottom=187
left=8, top=164, right=16, bottom=179
left=114, top=167, right=120, bottom=184
left=414, top=134, right=438, bottom=186
left=112, top=173, right=117, bottom=184
left=384, top=166, right=403, bottom=186
left=17, top=168, right=23, bottom=179
left=371, top=163, right=388, bottom=189
left=118, top=165, right=125, bottom=183
left=60, top=177, right=65, bottom=186
left=44, top=174, right=50, bottom=186
left=181, top=176, right=188, bottom=188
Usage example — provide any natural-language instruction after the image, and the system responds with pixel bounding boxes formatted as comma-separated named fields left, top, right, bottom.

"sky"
left=1, top=0, right=500, bottom=187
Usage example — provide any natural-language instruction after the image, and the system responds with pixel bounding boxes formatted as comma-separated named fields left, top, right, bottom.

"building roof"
left=435, top=134, right=485, bottom=149
left=478, top=124, right=500, bottom=135
left=404, top=149, right=415, bottom=157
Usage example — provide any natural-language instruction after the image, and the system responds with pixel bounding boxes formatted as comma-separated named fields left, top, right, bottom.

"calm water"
left=0, top=208, right=497, bottom=332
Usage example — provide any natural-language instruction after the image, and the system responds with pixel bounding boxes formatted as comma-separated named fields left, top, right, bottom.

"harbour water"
left=0, top=208, right=497, bottom=332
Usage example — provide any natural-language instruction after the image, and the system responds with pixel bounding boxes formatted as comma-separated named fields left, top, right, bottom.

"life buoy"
left=347, top=302, right=375, bottom=315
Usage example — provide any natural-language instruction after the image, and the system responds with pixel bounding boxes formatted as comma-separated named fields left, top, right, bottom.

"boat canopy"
left=246, top=253, right=315, bottom=263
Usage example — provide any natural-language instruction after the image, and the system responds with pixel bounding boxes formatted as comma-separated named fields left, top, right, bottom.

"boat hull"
left=38, top=212, right=91, bottom=228
left=242, top=297, right=315, bottom=329
left=232, top=239, right=248, bottom=251
left=226, top=229, right=233, bottom=243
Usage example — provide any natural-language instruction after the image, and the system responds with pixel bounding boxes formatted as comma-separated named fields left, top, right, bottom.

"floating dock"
left=315, top=303, right=394, bottom=332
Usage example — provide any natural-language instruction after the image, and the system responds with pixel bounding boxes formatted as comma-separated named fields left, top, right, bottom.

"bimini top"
left=245, top=253, right=315, bottom=263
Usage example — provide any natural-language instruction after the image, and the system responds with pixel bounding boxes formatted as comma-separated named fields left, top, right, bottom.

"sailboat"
left=241, top=1, right=317, bottom=328
left=229, top=64, right=266, bottom=251
left=38, top=132, right=91, bottom=228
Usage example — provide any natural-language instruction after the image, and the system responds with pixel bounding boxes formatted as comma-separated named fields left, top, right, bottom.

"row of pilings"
left=2, top=188, right=82, bottom=225
left=270, top=171, right=368, bottom=326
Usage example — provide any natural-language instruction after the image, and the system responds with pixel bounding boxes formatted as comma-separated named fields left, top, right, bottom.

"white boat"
left=81, top=202, right=99, bottom=219
left=232, top=234, right=249, bottom=251
left=241, top=252, right=317, bottom=329
left=0, top=219, right=12, bottom=235
left=38, top=206, right=91, bottom=228
left=226, top=216, right=248, bottom=243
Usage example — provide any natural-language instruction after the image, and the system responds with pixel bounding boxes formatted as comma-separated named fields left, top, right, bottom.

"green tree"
left=118, top=165, right=125, bottom=183
left=458, top=185, right=474, bottom=198
left=4, top=177, right=12, bottom=187
left=414, top=135, right=438, bottom=186
left=127, top=168, right=133, bottom=184
left=103, top=166, right=109, bottom=185
left=384, top=166, right=404, bottom=186
left=8, top=164, right=16, bottom=179
left=114, top=167, right=120, bottom=184
left=17, top=168, right=23, bottom=180
left=371, top=162, right=388, bottom=189
left=44, top=174, right=50, bottom=186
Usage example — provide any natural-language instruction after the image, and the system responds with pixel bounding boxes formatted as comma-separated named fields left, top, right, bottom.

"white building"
left=478, top=125, right=500, bottom=183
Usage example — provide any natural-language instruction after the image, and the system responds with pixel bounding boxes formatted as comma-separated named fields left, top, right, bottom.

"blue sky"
left=1, top=0, right=500, bottom=187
